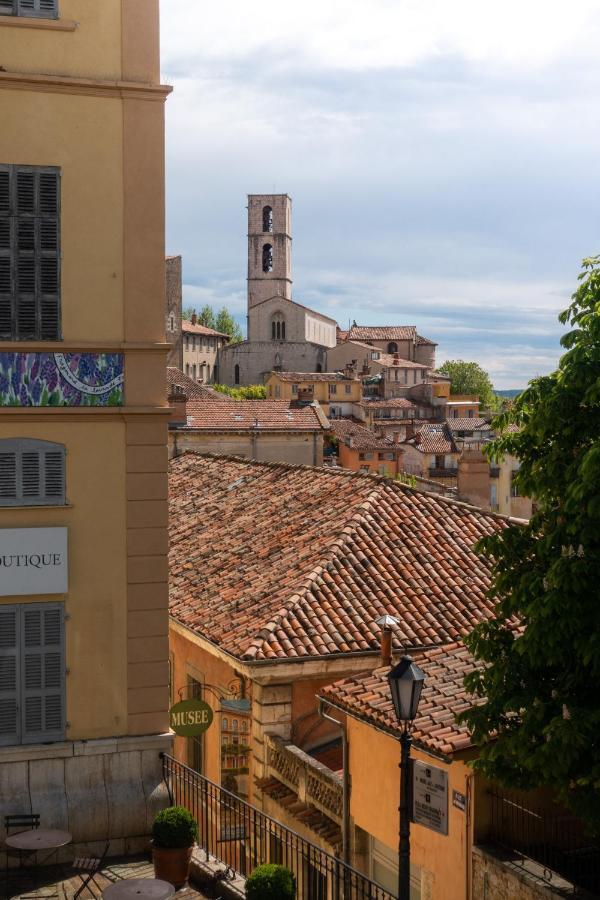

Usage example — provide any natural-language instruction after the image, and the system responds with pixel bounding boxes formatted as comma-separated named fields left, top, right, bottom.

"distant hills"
left=495, top=389, right=522, bottom=398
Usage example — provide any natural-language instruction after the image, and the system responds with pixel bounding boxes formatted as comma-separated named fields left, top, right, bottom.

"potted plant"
left=151, top=805, right=198, bottom=888
left=246, top=863, right=296, bottom=900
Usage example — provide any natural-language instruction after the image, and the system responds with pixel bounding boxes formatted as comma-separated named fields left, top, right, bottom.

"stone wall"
left=169, top=429, right=324, bottom=466
left=0, top=734, right=172, bottom=865
left=218, top=340, right=328, bottom=387
left=472, top=845, right=580, bottom=899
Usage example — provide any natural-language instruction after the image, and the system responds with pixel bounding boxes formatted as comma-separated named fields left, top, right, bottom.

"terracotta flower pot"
left=152, top=844, right=194, bottom=889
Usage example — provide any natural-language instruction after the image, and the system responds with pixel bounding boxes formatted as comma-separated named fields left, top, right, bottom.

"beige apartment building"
left=0, top=0, right=171, bottom=856
left=183, top=314, right=229, bottom=384
left=265, top=370, right=362, bottom=417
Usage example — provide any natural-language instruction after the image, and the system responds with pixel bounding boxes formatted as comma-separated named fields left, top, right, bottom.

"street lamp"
left=388, top=655, right=426, bottom=900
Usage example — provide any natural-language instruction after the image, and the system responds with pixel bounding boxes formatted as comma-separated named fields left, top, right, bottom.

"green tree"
left=213, top=383, right=267, bottom=400
left=437, top=360, right=495, bottom=409
left=215, top=306, right=243, bottom=344
left=197, top=304, right=216, bottom=329
left=460, top=256, right=600, bottom=830
left=182, top=307, right=195, bottom=321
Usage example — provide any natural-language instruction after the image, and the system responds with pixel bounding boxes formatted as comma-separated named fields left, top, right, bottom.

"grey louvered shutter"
left=38, top=170, right=60, bottom=339
left=21, top=605, right=64, bottom=744
left=0, top=448, right=17, bottom=501
left=0, top=166, right=11, bottom=337
left=0, top=439, right=66, bottom=506
left=18, top=0, right=58, bottom=17
left=0, top=607, right=20, bottom=747
left=0, top=2, right=16, bottom=16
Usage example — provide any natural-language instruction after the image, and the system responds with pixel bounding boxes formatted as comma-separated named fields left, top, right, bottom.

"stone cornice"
left=0, top=70, right=172, bottom=101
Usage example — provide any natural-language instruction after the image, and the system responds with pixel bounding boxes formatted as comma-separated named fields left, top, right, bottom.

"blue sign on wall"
left=0, top=352, right=124, bottom=407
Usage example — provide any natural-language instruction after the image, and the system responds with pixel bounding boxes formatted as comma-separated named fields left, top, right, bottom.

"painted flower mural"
left=0, top=353, right=124, bottom=407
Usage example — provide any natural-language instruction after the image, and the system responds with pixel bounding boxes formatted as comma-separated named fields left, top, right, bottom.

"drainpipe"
left=317, top=698, right=350, bottom=866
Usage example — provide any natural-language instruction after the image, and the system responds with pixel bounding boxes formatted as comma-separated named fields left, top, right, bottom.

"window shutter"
left=38, top=170, right=60, bottom=340
left=21, top=451, right=41, bottom=498
left=0, top=607, right=20, bottom=747
left=21, top=605, right=64, bottom=744
left=0, top=2, right=16, bottom=15
left=0, top=450, right=17, bottom=500
left=0, top=439, right=66, bottom=506
left=0, top=166, right=11, bottom=337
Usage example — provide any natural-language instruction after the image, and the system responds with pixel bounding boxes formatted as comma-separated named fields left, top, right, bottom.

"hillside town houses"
left=0, top=4, right=557, bottom=900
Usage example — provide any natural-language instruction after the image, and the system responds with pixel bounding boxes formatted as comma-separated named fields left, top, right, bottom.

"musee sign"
left=169, top=699, right=214, bottom=736
left=0, top=527, right=68, bottom=596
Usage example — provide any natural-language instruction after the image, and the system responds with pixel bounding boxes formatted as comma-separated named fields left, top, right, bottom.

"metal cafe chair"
left=4, top=813, right=41, bottom=893
left=72, top=840, right=111, bottom=899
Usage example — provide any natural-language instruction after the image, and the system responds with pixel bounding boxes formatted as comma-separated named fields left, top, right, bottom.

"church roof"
left=250, top=295, right=338, bottom=325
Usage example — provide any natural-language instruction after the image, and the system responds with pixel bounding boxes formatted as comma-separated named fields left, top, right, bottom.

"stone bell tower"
left=247, top=194, right=292, bottom=311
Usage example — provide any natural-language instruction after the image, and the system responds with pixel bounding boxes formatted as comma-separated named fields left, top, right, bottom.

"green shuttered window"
left=0, top=438, right=66, bottom=506
left=0, top=165, right=61, bottom=340
left=0, top=603, right=65, bottom=747
left=0, top=1, right=58, bottom=18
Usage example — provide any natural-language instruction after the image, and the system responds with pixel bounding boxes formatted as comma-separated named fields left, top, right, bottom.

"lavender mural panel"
left=0, top=353, right=124, bottom=407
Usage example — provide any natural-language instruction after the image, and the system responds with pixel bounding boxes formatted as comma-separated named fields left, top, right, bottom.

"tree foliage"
left=197, top=304, right=216, bottom=329
left=215, top=306, right=243, bottom=344
left=213, top=383, right=267, bottom=400
left=437, top=359, right=496, bottom=409
left=459, top=256, right=600, bottom=830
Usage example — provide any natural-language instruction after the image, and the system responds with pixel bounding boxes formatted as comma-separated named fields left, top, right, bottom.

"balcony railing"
left=428, top=466, right=458, bottom=478
left=488, top=788, right=600, bottom=895
left=265, top=735, right=343, bottom=824
left=161, top=753, right=393, bottom=900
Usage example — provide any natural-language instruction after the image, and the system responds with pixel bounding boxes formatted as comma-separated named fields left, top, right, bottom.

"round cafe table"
left=102, top=878, right=175, bottom=900
left=4, top=829, right=72, bottom=852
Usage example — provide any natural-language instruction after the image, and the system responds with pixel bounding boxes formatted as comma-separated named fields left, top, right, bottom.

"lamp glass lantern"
left=388, top=655, right=426, bottom=723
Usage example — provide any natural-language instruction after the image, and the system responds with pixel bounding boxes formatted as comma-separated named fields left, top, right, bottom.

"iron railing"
left=161, top=754, right=394, bottom=900
left=489, top=788, right=600, bottom=895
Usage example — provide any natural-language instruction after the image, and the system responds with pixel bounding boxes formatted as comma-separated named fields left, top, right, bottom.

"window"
left=468, top=409, right=474, bottom=418
left=329, top=384, right=337, bottom=395
left=0, top=165, right=61, bottom=340
left=0, top=438, right=65, bottom=507
left=345, top=384, right=352, bottom=394
left=0, top=0, right=58, bottom=18
left=262, top=243, right=273, bottom=273
left=359, top=452, right=374, bottom=461
left=185, top=363, right=190, bottom=375
left=435, top=455, right=445, bottom=469
left=184, top=335, right=189, bottom=350
left=262, top=205, right=273, bottom=233
left=387, top=342, right=398, bottom=354
left=271, top=314, right=285, bottom=340
left=0, top=603, right=65, bottom=747
left=234, top=364, right=240, bottom=385
left=222, top=717, right=228, bottom=731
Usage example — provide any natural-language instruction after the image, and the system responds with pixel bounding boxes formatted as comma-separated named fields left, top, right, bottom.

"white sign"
left=0, top=528, right=68, bottom=596
left=413, top=760, right=448, bottom=835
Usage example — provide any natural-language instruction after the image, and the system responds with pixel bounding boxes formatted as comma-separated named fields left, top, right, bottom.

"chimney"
left=394, top=431, right=402, bottom=444
left=191, top=312, right=197, bottom=326
left=168, top=388, right=188, bottom=426
left=393, top=352, right=400, bottom=364
left=375, top=615, right=399, bottom=667
left=347, top=434, right=354, bottom=449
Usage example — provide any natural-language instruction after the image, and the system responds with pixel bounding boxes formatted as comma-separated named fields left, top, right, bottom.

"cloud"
left=161, top=1, right=600, bottom=389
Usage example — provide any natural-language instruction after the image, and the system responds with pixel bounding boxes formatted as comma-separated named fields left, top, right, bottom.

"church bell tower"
left=247, top=194, right=292, bottom=311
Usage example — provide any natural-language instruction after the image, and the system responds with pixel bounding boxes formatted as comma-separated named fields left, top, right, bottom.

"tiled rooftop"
left=331, top=418, right=402, bottom=451
left=169, top=454, right=509, bottom=661
left=347, top=326, right=417, bottom=342
left=358, top=398, right=418, bottom=409
left=269, top=371, right=358, bottom=383
left=319, top=642, right=482, bottom=756
left=408, top=423, right=458, bottom=455
left=181, top=400, right=329, bottom=432
left=182, top=322, right=229, bottom=338
left=167, top=367, right=228, bottom=402
left=448, top=418, right=491, bottom=432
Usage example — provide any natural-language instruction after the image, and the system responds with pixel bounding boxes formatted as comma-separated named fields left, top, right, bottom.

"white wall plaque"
left=413, top=760, right=448, bottom=835
left=0, top=528, right=68, bottom=596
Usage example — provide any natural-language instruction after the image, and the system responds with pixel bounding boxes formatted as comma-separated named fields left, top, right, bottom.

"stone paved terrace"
left=7, top=856, right=211, bottom=900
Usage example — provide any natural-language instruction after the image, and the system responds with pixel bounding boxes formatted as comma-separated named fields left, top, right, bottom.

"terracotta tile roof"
left=167, top=367, right=228, bottom=401
left=331, top=418, right=402, bottom=451
left=319, top=642, right=482, bottom=756
left=181, top=400, right=328, bottom=432
left=169, top=454, right=509, bottom=661
left=417, top=334, right=438, bottom=346
left=448, top=418, right=491, bottom=432
left=358, top=398, right=419, bottom=410
left=269, top=372, right=359, bottom=384
left=374, top=354, right=429, bottom=370
left=347, top=326, right=417, bottom=342
left=408, top=423, right=458, bottom=455
left=182, top=321, right=230, bottom=338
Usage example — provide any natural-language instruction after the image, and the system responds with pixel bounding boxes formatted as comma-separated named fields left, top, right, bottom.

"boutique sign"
left=0, top=527, right=68, bottom=596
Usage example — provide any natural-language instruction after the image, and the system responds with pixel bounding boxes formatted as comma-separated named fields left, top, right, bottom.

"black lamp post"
left=388, top=655, right=426, bottom=900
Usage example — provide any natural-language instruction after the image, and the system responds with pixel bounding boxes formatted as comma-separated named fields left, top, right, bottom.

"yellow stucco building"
left=265, top=370, right=361, bottom=417
left=0, top=0, right=172, bottom=855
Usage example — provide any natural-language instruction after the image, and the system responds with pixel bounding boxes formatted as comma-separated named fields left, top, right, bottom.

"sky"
left=160, top=0, right=600, bottom=389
